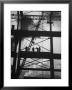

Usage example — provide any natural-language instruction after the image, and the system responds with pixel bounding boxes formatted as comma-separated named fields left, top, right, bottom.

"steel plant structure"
left=11, top=11, right=61, bottom=79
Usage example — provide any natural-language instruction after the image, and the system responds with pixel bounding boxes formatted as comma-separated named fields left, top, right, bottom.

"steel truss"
left=11, top=11, right=61, bottom=79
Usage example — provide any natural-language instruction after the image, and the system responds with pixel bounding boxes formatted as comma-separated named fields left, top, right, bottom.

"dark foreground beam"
left=20, top=67, right=61, bottom=72
left=11, top=51, right=61, bottom=59
left=19, top=51, right=61, bottom=59
left=23, top=76, right=60, bottom=79
left=11, top=30, right=61, bottom=38
left=23, top=76, right=50, bottom=79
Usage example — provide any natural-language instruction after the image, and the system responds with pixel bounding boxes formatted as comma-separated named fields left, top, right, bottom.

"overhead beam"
left=19, top=51, right=61, bottom=59
left=11, top=51, right=61, bottom=59
left=11, top=30, right=61, bottom=38
left=20, top=67, right=61, bottom=72
left=23, top=76, right=50, bottom=79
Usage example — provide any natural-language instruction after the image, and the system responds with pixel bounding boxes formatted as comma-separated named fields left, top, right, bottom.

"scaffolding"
left=11, top=11, right=61, bottom=79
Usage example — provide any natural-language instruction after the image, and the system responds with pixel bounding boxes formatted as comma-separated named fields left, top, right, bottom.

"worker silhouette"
left=32, top=47, right=34, bottom=52
left=36, top=47, right=40, bottom=52
left=38, top=47, right=40, bottom=52
left=25, top=46, right=28, bottom=52
left=36, top=47, right=38, bottom=52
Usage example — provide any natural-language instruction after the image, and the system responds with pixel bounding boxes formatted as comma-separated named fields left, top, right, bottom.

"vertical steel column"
left=50, top=12, right=54, bottom=79
left=11, top=11, right=19, bottom=78
left=11, top=40, right=18, bottom=78
left=16, top=11, right=23, bottom=78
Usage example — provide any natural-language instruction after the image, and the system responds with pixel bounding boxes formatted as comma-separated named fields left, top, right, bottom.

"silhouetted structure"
left=11, top=11, right=61, bottom=79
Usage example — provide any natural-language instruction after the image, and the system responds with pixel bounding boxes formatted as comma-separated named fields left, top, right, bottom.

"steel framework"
left=11, top=11, right=61, bottom=79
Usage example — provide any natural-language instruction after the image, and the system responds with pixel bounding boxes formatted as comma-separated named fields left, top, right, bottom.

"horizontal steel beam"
left=19, top=51, right=61, bottom=59
left=23, top=76, right=50, bottom=79
left=11, top=51, right=61, bottom=59
left=23, top=75, right=61, bottom=79
left=11, top=14, right=61, bottom=16
left=20, top=67, right=61, bottom=72
left=11, top=30, right=61, bottom=38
